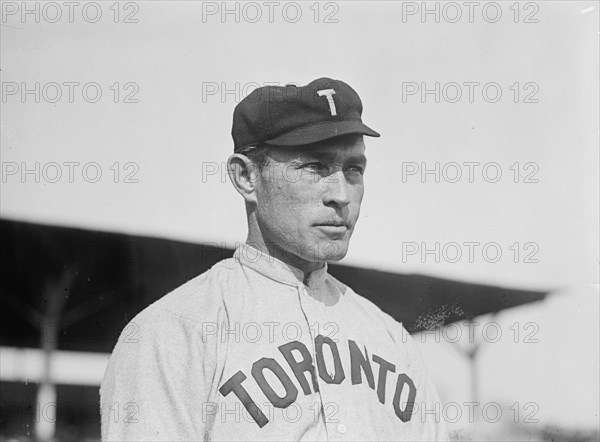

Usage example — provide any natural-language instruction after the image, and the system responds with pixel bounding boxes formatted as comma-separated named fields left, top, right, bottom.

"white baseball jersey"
left=100, top=244, right=449, bottom=441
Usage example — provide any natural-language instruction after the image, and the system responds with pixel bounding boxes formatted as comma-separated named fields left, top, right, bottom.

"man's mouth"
left=315, top=221, right=347, bottom=227
left=314, top=220, right=350, bottom=237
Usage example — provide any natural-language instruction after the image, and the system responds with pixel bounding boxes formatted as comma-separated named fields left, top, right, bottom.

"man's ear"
left=227, top=154, right=259, bottom=204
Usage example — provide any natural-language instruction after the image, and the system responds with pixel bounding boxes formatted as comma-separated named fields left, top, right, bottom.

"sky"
left=2, top=1, right=598, bottom=292
left=2, top=1, right=599, bottom=435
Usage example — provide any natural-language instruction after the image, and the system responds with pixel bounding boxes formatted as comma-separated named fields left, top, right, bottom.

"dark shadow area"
left=0, top=218, right=549, bottom=352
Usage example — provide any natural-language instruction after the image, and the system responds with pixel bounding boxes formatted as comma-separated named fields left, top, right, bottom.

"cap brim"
left=264, top=121, right=380, bottom=147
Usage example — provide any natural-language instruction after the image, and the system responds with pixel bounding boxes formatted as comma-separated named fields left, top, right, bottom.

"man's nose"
left=323, top=170, right=351, bottom=208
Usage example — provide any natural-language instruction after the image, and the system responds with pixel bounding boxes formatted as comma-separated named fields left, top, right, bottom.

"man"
left=100, top=77, right=448, bottom=441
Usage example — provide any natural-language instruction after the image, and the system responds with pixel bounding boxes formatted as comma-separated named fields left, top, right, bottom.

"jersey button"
left=337, top=423, right=347, bottom=434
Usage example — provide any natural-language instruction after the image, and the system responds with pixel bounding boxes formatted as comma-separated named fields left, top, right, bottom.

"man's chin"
left=305, top=239, right=349, bottom=262
left=321, top=251, right=347, bottom=262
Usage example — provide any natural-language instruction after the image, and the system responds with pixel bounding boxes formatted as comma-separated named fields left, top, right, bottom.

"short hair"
left=237, top=144, right=271, bottom=170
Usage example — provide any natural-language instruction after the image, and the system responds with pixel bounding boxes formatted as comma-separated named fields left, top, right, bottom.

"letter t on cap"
left=317, top=89, right=337, bottom=116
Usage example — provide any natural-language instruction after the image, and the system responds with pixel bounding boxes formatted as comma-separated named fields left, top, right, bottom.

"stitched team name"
left=218, top=336, right=417, bottom=428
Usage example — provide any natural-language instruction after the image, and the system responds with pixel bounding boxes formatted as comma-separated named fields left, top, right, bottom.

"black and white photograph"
left=1, top=1, right=598, bottom=441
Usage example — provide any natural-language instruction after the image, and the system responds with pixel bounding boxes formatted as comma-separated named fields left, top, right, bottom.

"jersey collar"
left=234, top=243, right=329, bottom=290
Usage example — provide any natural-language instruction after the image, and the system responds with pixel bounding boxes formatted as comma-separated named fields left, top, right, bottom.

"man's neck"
left=245, top=232, right=324, bottom=281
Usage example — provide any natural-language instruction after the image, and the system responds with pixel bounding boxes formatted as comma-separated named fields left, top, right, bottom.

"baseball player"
left=100, top=77, right=449, bottom=441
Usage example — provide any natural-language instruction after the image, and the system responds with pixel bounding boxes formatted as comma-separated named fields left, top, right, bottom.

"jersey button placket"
left=296, top=284, right=330, bottom=437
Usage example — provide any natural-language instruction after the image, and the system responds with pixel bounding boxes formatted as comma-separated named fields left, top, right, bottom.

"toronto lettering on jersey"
left=218, top=335, right=417, bottom=428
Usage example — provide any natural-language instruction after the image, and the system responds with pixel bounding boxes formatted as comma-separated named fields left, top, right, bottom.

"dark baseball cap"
left=232, top=77, right=380, bottom=152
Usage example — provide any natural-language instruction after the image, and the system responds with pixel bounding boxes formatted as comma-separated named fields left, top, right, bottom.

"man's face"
left=253, top=135, right=366, bottom=264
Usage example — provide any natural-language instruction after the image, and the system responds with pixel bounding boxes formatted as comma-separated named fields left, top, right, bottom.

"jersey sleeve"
left=99, top=307, right=221, bottom=441
left=403, top=329, right=451, bottom=441
left=381, top=313, right=451, bottom=441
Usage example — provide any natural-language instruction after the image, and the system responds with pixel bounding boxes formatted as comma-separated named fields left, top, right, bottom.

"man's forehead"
left=270, top=136, right=366, bottom=161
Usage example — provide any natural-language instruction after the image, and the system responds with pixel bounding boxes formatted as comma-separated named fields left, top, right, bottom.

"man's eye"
left=303, top=162, right=326, bottom=172
left=347, top=166, right=365, bottom=174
